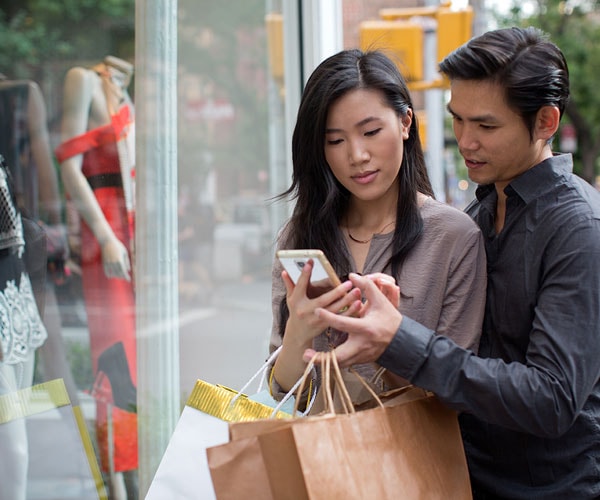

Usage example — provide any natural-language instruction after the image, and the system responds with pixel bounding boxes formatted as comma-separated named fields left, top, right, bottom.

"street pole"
left=422, top=13, right=446, bottom=201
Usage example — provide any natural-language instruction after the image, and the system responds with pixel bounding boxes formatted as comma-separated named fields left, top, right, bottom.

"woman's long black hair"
left=276, top=49, right=433, bottom=337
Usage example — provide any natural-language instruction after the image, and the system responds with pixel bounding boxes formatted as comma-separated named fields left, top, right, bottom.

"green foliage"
left=0, top=10, right=61, bottom=78
left=0, top=1, right=134, bottom=79
left=65, top=339, right=94, bottom=390
left=28, top=0, right=133, bottom=21
left=496, top=0, right=600, bottom=181
left=32, top=337, right=93, bottom=390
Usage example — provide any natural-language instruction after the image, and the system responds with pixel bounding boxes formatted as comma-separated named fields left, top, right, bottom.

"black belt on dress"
left=86, top=173, right=123, bottom=190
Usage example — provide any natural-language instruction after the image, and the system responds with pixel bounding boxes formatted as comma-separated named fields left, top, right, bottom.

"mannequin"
left=55, top=55, right=137, bottom=500
left=0, top=154, right=48, bottom=500
left=0, top=77, right=80, bottom=406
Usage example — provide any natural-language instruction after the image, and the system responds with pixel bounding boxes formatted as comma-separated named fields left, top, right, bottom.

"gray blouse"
left=269, top=197, right=487, bottom=395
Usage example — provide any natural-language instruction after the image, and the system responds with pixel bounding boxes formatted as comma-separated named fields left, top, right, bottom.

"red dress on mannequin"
left=55, top=105, right=137, bottom=473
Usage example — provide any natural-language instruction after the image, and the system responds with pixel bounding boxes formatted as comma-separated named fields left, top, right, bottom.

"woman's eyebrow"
left=326, top=116, right=379, bottom=134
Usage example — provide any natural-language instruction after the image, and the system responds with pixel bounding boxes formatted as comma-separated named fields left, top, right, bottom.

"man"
left=308, top=27, right=600, bottom=498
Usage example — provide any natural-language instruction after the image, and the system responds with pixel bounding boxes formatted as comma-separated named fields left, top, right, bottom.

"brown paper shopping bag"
left=208, top=352, right=472, bottom=500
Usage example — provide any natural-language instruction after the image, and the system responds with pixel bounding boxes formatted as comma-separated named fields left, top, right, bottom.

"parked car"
left=214, top=197, right=272, bottom=280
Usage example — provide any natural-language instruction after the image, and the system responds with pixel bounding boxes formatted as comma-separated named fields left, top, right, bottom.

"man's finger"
left=303, top=339, right=368, bottom=368
left=349, top=272, right=386, bottom=301
left=331, top=340, right=363, bottom=367
left=315, top=305, right=361, bottom=331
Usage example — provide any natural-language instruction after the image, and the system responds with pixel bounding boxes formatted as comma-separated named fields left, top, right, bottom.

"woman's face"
left=324, top=88, right=411, bottom=204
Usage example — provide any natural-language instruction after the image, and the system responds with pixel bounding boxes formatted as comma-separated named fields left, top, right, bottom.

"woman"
left=269, top=49, right=486, bottom=404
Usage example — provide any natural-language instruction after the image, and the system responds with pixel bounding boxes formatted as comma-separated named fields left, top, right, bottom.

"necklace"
left=347, top=220, right=395, bottom=244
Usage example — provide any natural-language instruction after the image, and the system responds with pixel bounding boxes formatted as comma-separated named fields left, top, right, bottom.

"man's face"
left=447, top=80, right=549, bottom=192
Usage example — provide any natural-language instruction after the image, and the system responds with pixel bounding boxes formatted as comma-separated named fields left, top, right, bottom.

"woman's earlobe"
left=401, top=112, right=412, bottom=140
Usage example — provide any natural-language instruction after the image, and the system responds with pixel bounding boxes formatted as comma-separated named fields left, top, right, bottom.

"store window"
left=0, top=0, right=292, bottom=497
left=0, top=0, right=478, bottom=498
left=177, top=1, right=282, bottom=399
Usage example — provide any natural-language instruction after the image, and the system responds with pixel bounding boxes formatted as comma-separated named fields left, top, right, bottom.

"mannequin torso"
left=57, top=57, right=134, bottom=280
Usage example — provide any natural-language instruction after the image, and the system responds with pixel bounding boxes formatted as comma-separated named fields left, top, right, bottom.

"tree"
left=0, top=1, right=134, bottom=81
left=497, top=0, right=600, bottom=183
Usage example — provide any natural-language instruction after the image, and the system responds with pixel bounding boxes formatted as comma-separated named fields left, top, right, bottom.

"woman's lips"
left=352, top=170, right=378, bottom=184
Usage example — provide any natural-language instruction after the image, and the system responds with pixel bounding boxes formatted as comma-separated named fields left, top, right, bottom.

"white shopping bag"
left=145, top=347, right=315, bottom=500
left=144, top=407, right=229, bottom=500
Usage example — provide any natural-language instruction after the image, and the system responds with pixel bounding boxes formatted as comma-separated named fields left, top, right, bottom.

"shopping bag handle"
left=294, top=352, right=320, bottom=416
left=230, top=345, right=318, bottom=417
left=295, top=351, right=384, bottom=415
left=294, top=351, right=387, bottom=415
left=270, top=364, right=317, bottom=417
left=326, top=351, right=355, bottom=414
left=348, top=367, right=385, bottom=409
left=234, top=346, right=282, bottom=399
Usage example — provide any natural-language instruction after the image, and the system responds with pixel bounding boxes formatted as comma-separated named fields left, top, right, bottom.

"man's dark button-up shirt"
left=378, top=154, right=600, bottom=499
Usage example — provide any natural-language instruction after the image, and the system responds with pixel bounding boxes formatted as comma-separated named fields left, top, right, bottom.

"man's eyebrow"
left=446, top=104, right=497, bottom=123
left=446, top=104, right=458, bottom=116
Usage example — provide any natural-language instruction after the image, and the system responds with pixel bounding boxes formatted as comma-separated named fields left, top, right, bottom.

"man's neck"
left=495, top=194, right=506, bottom=233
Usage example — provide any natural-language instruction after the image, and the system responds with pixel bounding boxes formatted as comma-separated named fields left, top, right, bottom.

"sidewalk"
left=25, top=278, right=273, bottom=498
left=26, top=391, right=101, bottom=500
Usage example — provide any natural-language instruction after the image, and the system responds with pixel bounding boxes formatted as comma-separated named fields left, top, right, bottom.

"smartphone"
left=276, top=249, right=342, bottom=288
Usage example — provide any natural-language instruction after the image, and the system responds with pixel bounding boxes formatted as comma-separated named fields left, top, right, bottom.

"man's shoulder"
left=547, top=171, right=600, bottom=221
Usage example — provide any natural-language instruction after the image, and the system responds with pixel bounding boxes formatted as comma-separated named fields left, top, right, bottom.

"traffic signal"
left=436, top=7, right=473, bottom=62
left=359, top=20, right=424, bottom=81
left=266, top=13, right=284, bottom=82
left=416, top=110, right=427, bottom=150
left=376, top=3, right=473, bottom=68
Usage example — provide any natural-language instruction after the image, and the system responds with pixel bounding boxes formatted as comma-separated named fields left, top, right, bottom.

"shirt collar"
left=474, top=153, right=573, bottom=204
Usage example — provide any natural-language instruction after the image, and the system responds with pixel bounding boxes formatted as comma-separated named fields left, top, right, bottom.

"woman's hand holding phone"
left=273, top=258, right=359, bottom=395
left=281, top=258, right=358, bottom=346
left=272, top=250, right=398, bottom=394
left=277, top=250, right=400, bottom=328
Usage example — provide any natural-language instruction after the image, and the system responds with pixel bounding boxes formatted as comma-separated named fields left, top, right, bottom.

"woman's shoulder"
left=421, top=196, right=481, bottom=237
left=275, top=218, right=293, bottom=250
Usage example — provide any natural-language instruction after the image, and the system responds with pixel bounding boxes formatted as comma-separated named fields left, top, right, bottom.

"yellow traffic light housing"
left=376, top=2, right=473, bottom=67
left=416, top=110, right=427, bottom=151
left=359, top=20, right=423, bottom=81
left=266, top=13, right=284, bottom=82
left=436, top=7, right=473, bottom=62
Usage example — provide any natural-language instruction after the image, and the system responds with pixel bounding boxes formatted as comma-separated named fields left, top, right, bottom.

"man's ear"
left=535, top=106, right=560, bottom=141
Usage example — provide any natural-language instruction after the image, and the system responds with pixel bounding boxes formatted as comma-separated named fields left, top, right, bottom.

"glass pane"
left=0, top=2, right=138, bottom=497
left=177, top=1, right=283, bottom=395
left=0, top=1, right=290, bottom=496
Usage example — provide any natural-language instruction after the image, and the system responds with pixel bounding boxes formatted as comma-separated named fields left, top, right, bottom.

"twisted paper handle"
left=294, top=351, right=386, bottom=416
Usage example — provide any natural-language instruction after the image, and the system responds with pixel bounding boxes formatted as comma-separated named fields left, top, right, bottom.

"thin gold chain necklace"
left=347, top=220, right=395, bottom=244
